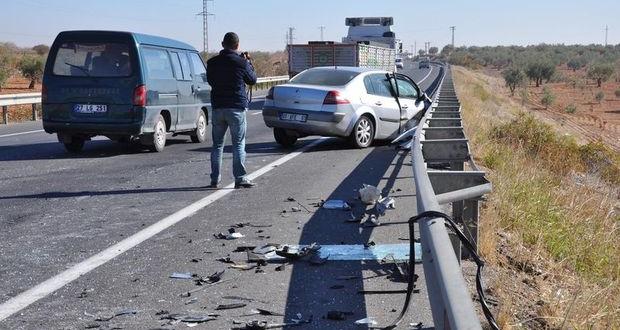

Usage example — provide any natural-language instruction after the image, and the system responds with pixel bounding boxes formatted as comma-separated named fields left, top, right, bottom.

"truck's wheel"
left=190, top=111, right=208, bottom=143
left=274, top=128, right=297, bottom=147
left=349, top=115, right=374, bottom=148
left=63, top=137, right=85, bottom=153
left=146, top=115, right=167, bottom=152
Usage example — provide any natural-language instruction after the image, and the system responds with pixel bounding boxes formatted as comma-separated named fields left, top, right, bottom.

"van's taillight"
left=266, top=87, right=275, bottom=100
left=133, top=85, right=147, bottom=106
left=323, top=90, right=350, bottom=105
left=41, top=83, right=48, bottom=103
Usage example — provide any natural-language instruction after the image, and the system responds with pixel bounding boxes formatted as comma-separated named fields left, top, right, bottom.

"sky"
left=1, top=0, right=618, bottom=53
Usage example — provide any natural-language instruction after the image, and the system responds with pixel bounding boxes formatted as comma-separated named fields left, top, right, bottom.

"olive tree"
left=18, top=55, right=44, bottom=89
left=526, top=60, right=555, bottom=87
left=502, top=67, right=525, bottom=96
left=587, top=63, right=614, bottom=87
left=32, top=44, right=49, bottom=56
left=0, top=53, right=11, bottom=91
left=428, top=47, right=438, bottom=55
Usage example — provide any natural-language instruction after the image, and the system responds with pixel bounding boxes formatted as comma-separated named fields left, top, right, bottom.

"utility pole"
left=197, top=0, right=214, bottom=55
left=319, top=26, right=325, bottom=41
left=604, top=25, right=608, bottom=46
left=287, top=27, right=295, bottom=45
left=450, top=26, right=456, bottom=48
left=425, top=42, right=430, bottom=54
left=414, top=41, right=417, bottom=55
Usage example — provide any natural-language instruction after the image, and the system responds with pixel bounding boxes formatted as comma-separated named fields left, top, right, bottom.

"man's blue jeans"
left=210, top=108, right=247, bottom=183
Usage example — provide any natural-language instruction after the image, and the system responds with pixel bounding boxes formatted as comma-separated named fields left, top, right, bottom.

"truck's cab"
left=342, top=17, right=401, bottom=52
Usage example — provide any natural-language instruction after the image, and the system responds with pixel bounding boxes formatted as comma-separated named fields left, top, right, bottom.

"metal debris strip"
left=268, top=244, right=422, bottom=262
left=321, top=200, right=351, bottom=210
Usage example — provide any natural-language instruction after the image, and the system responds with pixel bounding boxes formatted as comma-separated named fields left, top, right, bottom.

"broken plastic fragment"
left=170, top=272, right=193, bottom=280
left=322, top=200, right=351, bottom=210
left=355, top=317, right=378, bottom=325
left=359, top=184, right=381, bottom=205
left=215, top=303, right=247, bottom=310
left=162, top=313, right=217, bottom=323
left=363, top=214, right=381, bottom=227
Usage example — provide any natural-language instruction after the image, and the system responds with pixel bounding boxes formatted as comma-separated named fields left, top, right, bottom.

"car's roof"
left=305, top=66, right=389, bottom=74
left=56, top=30, right=197, bottom=51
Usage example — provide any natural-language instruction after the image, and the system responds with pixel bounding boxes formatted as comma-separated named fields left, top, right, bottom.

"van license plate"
left=73, top=104, right=107, bottom=113
left=280, top=112, right=307, bottom=122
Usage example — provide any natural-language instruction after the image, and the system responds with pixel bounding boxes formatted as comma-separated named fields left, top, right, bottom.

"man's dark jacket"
left=206, top=49, right=257, bottom=109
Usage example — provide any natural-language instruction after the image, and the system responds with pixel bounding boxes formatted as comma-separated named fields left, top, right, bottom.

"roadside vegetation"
left=453, top=66, right=619, bottom=329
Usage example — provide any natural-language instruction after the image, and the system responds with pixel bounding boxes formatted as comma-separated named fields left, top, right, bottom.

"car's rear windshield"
left=290, top=69, right=360, bottom=86
left=52, top=41, right=133, bottom=77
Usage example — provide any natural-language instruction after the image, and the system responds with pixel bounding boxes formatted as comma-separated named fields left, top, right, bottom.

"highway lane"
left=0, top=61, right=438, bottom=329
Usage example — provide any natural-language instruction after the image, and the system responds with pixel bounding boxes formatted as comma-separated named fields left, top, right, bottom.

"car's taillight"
left=41, top=83, right=47, bottom=103
left=266, top=87, right=275, bottom=100
left=323, top=90, right=350, bottom=105
left=133, top=85, right=146, bottom=106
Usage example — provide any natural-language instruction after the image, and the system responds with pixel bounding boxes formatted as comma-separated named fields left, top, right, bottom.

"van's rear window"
left=52, top=42, right=132, bottom=77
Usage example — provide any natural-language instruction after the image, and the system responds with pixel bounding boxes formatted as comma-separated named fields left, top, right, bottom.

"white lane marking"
left=417, top=66, right=434, bottom=84
left=252, top=111, right=263, bottom=116
left=0, top=137, right=326, bottom=321
left=0, top=130, right=45, bottom=138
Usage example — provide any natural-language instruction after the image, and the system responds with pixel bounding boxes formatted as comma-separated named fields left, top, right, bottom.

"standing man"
left=207, top=32, right=257, bottom=188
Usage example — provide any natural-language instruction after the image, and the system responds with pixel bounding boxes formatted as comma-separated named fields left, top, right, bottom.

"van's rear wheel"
left=142, top=114, right=167, bottom=152
left=63, top=137, right=85, bottom=153
left=349, top=115, right=374, bottom=148
left=274, top=128, right=297, bottom=147
left=190, top=111, right=208, bottom=143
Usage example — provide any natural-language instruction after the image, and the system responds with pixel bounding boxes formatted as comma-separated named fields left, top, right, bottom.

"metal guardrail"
left=411, top=65, right=492, bottom=328
left=0, top=76, right=290, bottom=125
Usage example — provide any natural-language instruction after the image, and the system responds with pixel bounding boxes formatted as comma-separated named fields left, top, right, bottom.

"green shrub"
left=595, top=91, right=605, bottom=103
left=564, top=104, right=577, bottom=113
left=614, top=89, right=620, bottom=98
left=541, top=87, right=555, bottom=109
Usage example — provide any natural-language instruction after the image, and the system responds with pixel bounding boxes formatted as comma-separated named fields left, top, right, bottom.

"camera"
left=240, top=51, right=252, bottom=62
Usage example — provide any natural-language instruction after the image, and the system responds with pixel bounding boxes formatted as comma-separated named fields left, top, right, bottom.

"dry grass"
left=453, top=66, right=620, bottom=329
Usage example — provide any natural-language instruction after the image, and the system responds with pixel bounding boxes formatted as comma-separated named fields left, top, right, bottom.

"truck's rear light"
left=323, top=90, right=350, bottom=105
left=266, top=87, right=275, bottom=100
left=133, top=85, right=146, bottom=106
left=41, top=83, right=47, bottom=103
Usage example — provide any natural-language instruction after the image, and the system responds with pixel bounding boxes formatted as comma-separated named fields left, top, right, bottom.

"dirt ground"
left=484, top=67, right=620, bottom=152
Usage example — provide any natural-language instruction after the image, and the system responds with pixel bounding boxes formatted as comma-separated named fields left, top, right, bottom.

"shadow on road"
left=282, top=146, right=409, bottom=329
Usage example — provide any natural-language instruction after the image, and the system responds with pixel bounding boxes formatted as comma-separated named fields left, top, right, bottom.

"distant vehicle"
left=42, top=30, right=211, bottom=153
left=262, top=66, right=427, bottom=148
left=395, top=57, right=404, bottom=69
left=288, top=42, right=396, bottom=77
left=342, top=17, right=402, bottom=52
left=419, top=57, right=431, bottom=69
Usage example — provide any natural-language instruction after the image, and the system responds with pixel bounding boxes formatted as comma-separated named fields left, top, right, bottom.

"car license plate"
left=73, top=104, right=107, bottom=113
left=279, top=112, right=307, bottom=122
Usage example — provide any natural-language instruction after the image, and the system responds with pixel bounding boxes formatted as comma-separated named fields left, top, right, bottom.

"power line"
left=197, top=0, right=214, bottom=54
left=319, top=26, right=325, bottom=41
left=450, top=26, right=456, bottom=48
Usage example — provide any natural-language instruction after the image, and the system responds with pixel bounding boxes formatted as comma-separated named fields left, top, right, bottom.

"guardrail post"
left=32, top=104, right=38, bottom=121
left=2, top=106, right=7, bottom=124
left=461, top=199, right=480, bottom=259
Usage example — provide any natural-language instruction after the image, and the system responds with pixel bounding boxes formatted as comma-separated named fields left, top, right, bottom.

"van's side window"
left=189, top=53, right=207, bottom=82
left=142, top=47, right=173, bottom=79
left=177, top=52, right=192, bottom=81
left=170, top=51, right=184, bottom=81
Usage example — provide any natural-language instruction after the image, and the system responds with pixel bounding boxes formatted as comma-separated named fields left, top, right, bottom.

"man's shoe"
left=208, top=180, right=220, bottom=188
left=234, top=179, right=256, bottom=189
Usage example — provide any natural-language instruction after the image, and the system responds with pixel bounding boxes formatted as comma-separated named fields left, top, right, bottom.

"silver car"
left=262, top=66, right=427, bottom=148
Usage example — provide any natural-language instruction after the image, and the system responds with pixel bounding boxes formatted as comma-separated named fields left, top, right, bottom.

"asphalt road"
left=0, top=60, right=441, bottom=330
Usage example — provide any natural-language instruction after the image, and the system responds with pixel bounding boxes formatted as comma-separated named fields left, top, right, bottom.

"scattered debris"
left=363, top=241, right=376, bottom=249
left=275, top=243, right=321, bottom=260
left=185, top=298, right=198, bottom=305
left=286, top=197, right=296, bottom=202
left=222, top=295, right=268, bottom=304
left=355, top=317, right=378, bottom=325
left=93, top=309, right=137, bottom=322
left=170, top=272, right=194, bottom=280
left=359, top=184, right=381, bottom=205
left=243, top=308, right=285, bottom=317
left=216, top=303, right=247, bottom=310
left=345, top=211, right=360, bottom=223
left=375, top=196, right=396, bottom=215
left=410, top=322, right=423, bottom=328
left=362, top=214, right=381, bottom=227
left=322, top=200, right=351, bottom=210
left=217, top=256, right=235, bottom=264
left=229, top=263, right=257, bottom=271
left=326, top=311, right=353, bottom=320
left=233, top=246, right=257, bottom=252
left=291, top=206, right=302, bottom=212
left=214, top=228, right=245, bottom=240
left=155, top=310, right=169, bottom=316
left=161, top=313, right=217, bottom=323
left=190, top=258, right=202, bottom=263
left=275, top=264, right=286, bottom=271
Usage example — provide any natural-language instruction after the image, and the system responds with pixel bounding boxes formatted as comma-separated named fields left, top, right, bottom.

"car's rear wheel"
left=274, top=128, right=297, bottom=147
left=190, top=111, right=208, bottom=143
left=350, top=115, right=374, bottom=148
left=63, top=137, right=85, bottom=153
